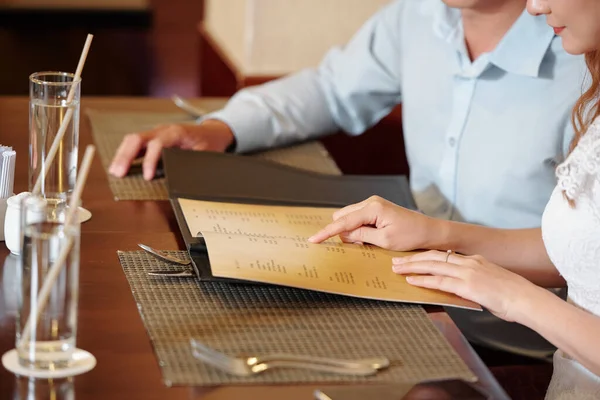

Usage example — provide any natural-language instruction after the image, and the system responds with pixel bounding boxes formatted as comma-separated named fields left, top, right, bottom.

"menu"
left=178, top=198, right=481, bottom=310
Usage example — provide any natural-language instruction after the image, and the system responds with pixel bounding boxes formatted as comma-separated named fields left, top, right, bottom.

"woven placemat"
left=118, top=250, right=476, bottom=387
left=87, top=110, right=341, bottom=201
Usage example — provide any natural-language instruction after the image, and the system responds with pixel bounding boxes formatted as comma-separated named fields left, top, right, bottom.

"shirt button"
left=448, top=137, right=456, bottom=147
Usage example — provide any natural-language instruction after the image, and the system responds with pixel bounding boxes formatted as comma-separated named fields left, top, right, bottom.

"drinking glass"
left=29, top=72, right=81, bottom=205
left=16, top=195, right=80, bottom=370
left=14, top=376, right=74, bottom=400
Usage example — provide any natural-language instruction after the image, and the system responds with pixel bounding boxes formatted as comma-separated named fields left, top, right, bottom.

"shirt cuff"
left=200, top=105, right=274, bottom=154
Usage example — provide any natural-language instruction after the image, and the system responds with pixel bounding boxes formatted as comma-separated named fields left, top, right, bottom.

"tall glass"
left=14, top=376, right=74, bottom=400
left=16, top=196, right=80, bottom=370
left=29, top=72, right=81, bottom=205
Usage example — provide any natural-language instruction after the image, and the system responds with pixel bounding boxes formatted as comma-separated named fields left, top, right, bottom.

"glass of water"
left=16, top=195, right=80, bottom=370
left=29, top=72, right=80, bottom=204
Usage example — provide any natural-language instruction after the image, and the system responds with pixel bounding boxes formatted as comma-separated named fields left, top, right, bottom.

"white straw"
left=32, top=34, right=93, bottom=195
left=0, top=154, right=6, bottom=197
left=19, top=145, right=96, bottom=347
left=7, top=151, right=15, bottom=196
left=1, top=151, right=15, bottom=198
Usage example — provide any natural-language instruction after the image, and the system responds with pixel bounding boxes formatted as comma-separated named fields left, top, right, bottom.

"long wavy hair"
left=571, top=51, right=600, bottom=152
left=565, top=51, right=600, bottom=206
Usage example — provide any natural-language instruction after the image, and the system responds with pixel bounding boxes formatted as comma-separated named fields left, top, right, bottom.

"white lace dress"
left=541, top=118, right=600, bottom=399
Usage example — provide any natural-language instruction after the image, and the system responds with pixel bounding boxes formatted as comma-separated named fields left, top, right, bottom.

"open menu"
left=178, top=198, right=481, bottom=310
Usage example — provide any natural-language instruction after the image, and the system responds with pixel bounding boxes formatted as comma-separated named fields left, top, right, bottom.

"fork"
left=138, top=243, right=191, bottom=266
left=190, top=339, right=388, bottom=377
left=138, top=243, right=196, bottom=277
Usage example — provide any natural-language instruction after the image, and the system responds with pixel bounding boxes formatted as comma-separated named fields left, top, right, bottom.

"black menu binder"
left=162, top=148, right=417, bottom=280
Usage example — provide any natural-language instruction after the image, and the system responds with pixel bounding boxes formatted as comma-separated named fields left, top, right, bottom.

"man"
left=110, top=0, right=585, bottom=360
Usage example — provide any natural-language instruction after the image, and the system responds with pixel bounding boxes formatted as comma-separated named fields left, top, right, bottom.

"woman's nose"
left=527, top=0, right=550, bottom=16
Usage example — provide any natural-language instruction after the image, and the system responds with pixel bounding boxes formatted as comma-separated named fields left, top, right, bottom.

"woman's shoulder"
left=556, top=117, right=600, bottom=200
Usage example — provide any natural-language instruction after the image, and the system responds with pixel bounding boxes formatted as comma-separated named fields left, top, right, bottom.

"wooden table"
left=0, top=97, right=509, bottom=399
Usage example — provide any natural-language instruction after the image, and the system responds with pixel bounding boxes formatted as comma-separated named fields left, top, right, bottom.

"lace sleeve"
left=556, top=119, right=600, bottom=201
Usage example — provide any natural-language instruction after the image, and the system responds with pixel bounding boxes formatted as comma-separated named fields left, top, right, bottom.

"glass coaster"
left=78, top=207, right=92, bottom=223
left=2, top=348, right=96, bottom=379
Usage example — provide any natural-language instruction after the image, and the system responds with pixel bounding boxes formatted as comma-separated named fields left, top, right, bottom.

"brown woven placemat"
left=87, top=110, right=341, bottom=201
left=117, top=250, right=476, bottom=387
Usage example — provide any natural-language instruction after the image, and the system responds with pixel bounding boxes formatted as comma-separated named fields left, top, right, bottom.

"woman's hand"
left=393, top=250, right=541, bottom=322
left=308, top=196, right=445, bottom=251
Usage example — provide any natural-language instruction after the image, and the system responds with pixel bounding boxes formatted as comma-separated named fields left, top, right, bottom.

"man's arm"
left=110, top=1, right=406, bottom=178
left=206, top=1, right=405, bottom=153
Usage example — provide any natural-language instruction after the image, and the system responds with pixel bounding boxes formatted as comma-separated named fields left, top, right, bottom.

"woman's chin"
left=560, top=35, right=595, bottom=55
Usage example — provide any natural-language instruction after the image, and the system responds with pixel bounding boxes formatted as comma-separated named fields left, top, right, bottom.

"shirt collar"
left=488, top=9, right=555, bottom=77
left=429, top=2, right=555, bottom=78
left=429, top=1, right=463, bottom=48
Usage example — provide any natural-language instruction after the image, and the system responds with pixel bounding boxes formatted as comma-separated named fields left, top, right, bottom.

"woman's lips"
left=553, top=27, right=565, bottom=34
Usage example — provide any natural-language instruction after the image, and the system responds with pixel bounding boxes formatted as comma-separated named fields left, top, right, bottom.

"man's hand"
left=108, top=119, right=235, bottom=180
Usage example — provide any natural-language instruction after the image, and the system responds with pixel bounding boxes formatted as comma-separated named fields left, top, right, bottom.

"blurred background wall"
left=0, top=0, right=388, bottom=97
left=0, top=0, right=201, bottom=96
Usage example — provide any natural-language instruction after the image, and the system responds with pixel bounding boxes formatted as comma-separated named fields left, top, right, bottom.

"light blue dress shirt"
left=207, top=0, right=586, bottom=232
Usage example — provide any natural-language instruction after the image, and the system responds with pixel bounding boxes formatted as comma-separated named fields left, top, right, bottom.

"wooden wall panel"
left=198, top=23, right=239, bottom=97
left=149, top=0, right=204, bottom=97
left=0, top=9, right=152, bottom=96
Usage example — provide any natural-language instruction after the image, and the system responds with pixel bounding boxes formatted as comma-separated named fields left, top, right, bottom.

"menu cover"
left=163, top=148, right=478, bottom=309
left=163, top=148, right=417, bottom=209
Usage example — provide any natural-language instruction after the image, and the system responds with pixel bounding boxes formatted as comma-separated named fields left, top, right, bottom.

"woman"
left=309, top=0, right=600, bottom=398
